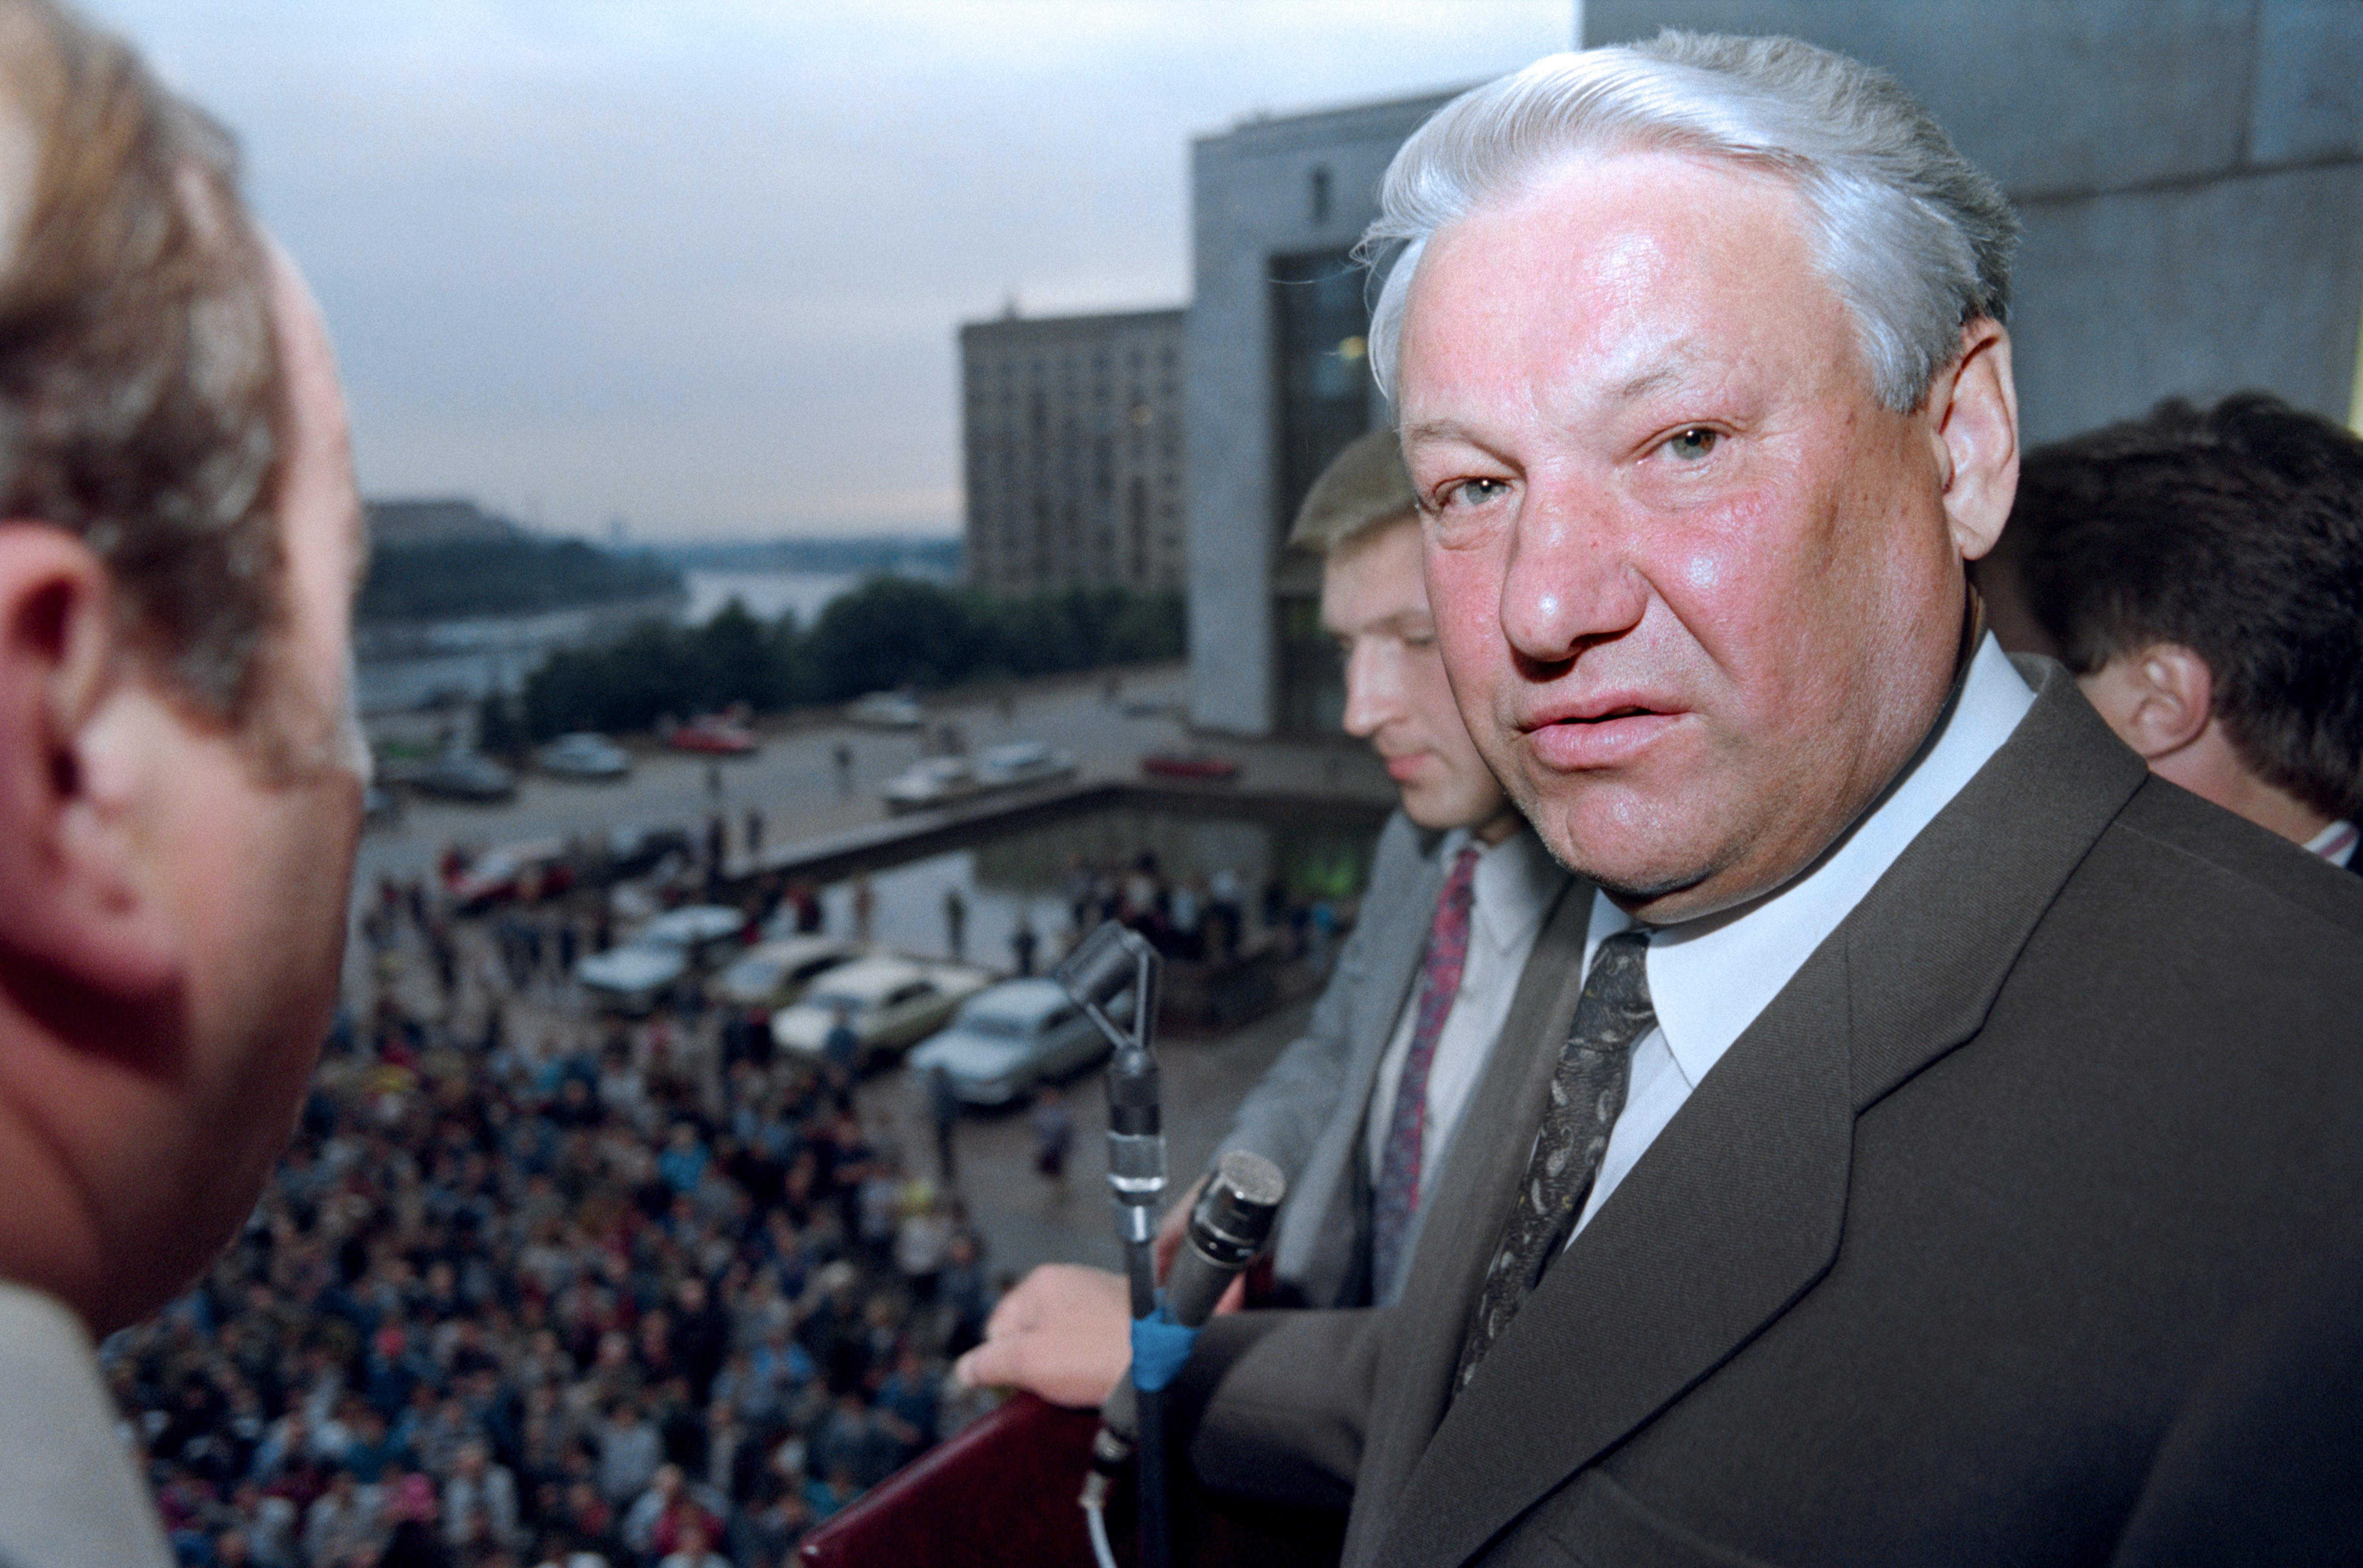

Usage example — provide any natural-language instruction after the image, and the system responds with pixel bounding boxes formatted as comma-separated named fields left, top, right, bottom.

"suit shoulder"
left=1369, top=809, right=1445, bottom=880
left=2106, top=778, right=2363, bottom=944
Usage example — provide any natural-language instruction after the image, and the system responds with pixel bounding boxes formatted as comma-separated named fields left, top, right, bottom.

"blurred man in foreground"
left=0, top=3, right=365, bottom=1561
left=1986, top=393, right=2361, bottom=866
left=957, top=430, right=1576, bottom=1403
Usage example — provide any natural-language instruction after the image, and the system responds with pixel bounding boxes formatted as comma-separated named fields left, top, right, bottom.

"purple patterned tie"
left=1369, top=844, right=1482, bottom=1302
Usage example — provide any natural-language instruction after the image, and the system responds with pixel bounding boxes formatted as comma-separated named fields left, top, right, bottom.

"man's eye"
left=1664, top=427, right=1719, bottom=462
left=1443, top=477, right=1510, bottom=509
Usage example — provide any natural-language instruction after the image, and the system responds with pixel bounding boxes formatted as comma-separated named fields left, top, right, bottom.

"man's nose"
left=1340, top=640, right=1407, bottom=738
left=1498, top=482, right=1647, bottom=665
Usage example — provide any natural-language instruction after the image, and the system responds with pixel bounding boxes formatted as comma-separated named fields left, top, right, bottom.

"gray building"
left=1185, top=90, right=1459, bottom=737
left=959, top=306, right=1188, bottom=597
left=1187, top=1, right=2363, bottom=736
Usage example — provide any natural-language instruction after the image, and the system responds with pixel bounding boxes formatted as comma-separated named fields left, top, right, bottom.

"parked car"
left=537, top=731, right=630, bottom=780
left=665, top=714, right=758, bottom=755
left=907, top=978, right=1113, bottom=1106
left=846, top=690, right=925, bottom=729
left=576, top=904, right=746, bottom=1011
left=1141, top=747, right=1241, bottom=781
left=771, top=956, right=993, bottom=1070
left=447, top=838, right=575, bottom=911
left=603, top=823, right=694, bottom=880
left=975, top=740, right=1076, bottom=790
left=410, top=749, right=517, bottom=802
left=883, top=742, right=1077, bottom=813
left=709, top=936, right=868, bottom=1013
left=882, top=757, right=980, bottom=814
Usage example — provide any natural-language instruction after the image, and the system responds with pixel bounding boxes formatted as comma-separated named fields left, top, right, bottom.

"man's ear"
left=0, top=523, right=176, bottom=996
left=2079, top=643, right=2216, bottom=761
left=1929, top=318, right=2019, bottom=563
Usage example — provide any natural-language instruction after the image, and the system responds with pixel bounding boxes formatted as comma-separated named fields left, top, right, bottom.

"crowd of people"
left=102, top=873, right=1001, bottom=1568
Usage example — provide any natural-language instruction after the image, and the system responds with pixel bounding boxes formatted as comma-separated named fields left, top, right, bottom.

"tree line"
left=494, top=577, right=1186, bottom=744
left=361, top=536, right=683, bottom=621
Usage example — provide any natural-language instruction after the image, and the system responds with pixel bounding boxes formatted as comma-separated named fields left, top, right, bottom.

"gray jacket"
left=1221, top=810, right=1577, bottom=1308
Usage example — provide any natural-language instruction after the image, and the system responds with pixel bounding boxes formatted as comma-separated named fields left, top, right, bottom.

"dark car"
left=409, top=750, right=518, bottom=802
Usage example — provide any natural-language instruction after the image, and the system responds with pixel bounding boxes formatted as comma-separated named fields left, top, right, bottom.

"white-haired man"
left=0, top=4, right=366, bottom=1563
left=1028, top=36, right=2360, bottom=1567
left=957, top=430, right=1577, bottom=1403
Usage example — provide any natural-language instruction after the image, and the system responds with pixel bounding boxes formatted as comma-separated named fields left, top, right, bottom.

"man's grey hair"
left=1361, top=32, right=2018, bottom=414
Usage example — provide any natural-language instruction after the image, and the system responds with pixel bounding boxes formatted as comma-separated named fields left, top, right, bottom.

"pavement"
left=349, top=660, right=1385, bottom=1287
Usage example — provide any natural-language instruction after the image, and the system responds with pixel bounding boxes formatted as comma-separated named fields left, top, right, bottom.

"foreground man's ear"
left=1931, top=318, right=2019, bottom=563
left=0, top=522, right=176, bottom=998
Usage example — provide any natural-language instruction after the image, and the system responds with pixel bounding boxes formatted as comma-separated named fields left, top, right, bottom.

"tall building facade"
left=960, top=307, right=1188, bottom=597
left=1185, top=90, right=1457, bottom=739
left=1186, top=3, right=2361, bottom=736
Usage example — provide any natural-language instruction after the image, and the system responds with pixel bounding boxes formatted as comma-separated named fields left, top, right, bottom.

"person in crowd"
left=1980, top=392, right=2362, bottom=866
left=924, top=1064, right=960, bottom=1186
left=1027, top=1086, right=1073, bottom=1193
left=0, top=3, right=368, bottom=1561
left=961, top=427, right=1576, bottom=1403
left=966, top=35, right=2363, bottom=1566
left=1008, top=911, right=1039, bottom=978
left=940, top=886, right=966, bottom=962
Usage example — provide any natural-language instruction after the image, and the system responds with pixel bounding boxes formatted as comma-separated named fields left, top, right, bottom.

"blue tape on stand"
left=1130, top=1300, right=1199, bottom=1392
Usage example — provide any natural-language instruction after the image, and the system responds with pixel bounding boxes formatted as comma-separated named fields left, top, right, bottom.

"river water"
left=356, top=570, right=856, bottom=716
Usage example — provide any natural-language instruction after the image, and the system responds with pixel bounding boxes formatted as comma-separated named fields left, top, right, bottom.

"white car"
left=709, top=936, right=868, bottom=1012
left=536, top=731, right=630, bottom=780
left=576, top=904, right=745, bottom=1011
left=882, top=756, right=980, bottom=814
left=771, top=956, right=994, bottom=1070
left=974, top=740, right=1076, bottom=791
left=907, top=978, right=1113, bottom=1105
left=846, top=690, right=925, bottom=729
left=882, top=742, right=1076, bottom=814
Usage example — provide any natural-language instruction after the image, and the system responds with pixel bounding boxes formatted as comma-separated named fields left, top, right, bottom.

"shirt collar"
left=1586, top=633, right=2036, bottom=1089
left=2304, top=819, right=2358, bottom=866
left=1469, top=828, right=1566, bottom=955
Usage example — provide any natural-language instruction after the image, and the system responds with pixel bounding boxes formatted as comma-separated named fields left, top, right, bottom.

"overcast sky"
left=82, top=2, right=1576, bottom=541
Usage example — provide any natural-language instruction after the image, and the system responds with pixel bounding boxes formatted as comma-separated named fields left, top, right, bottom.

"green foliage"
left=360, top=538, right=681, bottom=621
left=517, top=578, right=1185, bottom=740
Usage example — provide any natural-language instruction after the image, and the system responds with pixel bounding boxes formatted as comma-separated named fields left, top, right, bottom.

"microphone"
left=1089, top=1149, right=1286, bottom=1465
left=1163, top=1149, right=1287, bottom=1327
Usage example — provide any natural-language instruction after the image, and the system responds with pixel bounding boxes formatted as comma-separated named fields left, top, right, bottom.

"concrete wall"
left=1584, top=0, right=2363, bottom=444
left=1186, top=93, right=1457, bottom=735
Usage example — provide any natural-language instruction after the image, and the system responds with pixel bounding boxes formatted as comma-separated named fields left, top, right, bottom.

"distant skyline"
left=86, top=1, right=1578, bottom=542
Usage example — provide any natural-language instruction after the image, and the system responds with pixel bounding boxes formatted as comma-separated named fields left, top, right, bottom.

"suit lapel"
left=1286, top=829, right=1448, bottom=1302
left=1361, top=660, right=2150, bottom=1568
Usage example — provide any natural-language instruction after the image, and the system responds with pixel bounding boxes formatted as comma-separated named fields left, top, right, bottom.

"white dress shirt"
left=1567, top=634, right=2036, bottom=1243
left=1367, top=827, right=1568, bottom=1201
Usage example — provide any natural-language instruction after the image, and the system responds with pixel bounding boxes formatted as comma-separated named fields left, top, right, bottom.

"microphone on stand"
left=1081, top=1148, right=1285, bottom=1562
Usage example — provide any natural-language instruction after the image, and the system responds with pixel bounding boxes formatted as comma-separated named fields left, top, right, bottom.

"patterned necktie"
left=1453, top=928, right=1654, bottom=1393
left=1369, top=844, right=1483, bottom=1302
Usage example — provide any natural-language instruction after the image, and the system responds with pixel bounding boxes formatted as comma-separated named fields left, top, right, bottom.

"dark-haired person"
left=1985, top=392, right=2361, bottom=868
left=0, top=3, right=366, bottom=1563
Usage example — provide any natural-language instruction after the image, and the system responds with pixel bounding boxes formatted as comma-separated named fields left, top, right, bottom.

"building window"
left=1310, top=165, right=1332, bottom=228
left=1269, top=248, right=1377, bottom=545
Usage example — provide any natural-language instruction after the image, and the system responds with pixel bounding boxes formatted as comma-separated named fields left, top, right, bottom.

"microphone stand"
left=1054, top=922, right=1168, bottom=1568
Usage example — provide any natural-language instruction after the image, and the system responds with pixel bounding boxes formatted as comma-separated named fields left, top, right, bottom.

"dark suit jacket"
left=1176, top=659, right=2363, bottom=1567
